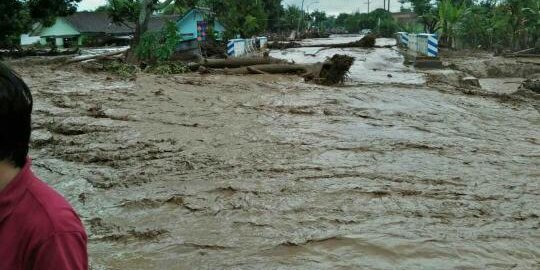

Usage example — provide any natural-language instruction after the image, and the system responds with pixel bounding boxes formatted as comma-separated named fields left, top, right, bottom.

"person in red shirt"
left=0, top=62, right=88, bottom=269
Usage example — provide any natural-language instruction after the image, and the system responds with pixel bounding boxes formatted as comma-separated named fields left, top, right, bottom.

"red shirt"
left=0, top=159, right=87, bottom=269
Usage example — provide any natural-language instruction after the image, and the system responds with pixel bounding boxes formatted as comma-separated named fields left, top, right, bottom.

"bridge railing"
left=396, top=32, right=438, bottom=57
left=227, top=37, right=268, bottom=57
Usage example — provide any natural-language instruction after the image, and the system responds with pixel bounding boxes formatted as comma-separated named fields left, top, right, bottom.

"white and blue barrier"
left=227, top=37, right=268, bottom=57
left=397, top=32, right=438, bottom=57
left=227, top=41, right=235, bottom=56
left=426, top=34, right=438, bottom=57
left=227, top=39, right=245, bottom=57
left=396, top=32, right=409, bottom=47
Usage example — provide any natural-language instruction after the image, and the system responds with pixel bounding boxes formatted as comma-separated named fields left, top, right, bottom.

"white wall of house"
left=20, top=34, right=41, bottom=46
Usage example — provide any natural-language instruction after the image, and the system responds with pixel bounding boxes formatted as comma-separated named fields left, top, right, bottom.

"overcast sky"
left=78, top=0, right=408, bottom=15
left=283, top=0, right=407, bottom=15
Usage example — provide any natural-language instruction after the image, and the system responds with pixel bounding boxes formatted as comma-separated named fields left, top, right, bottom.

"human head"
left=0, top=62, right=33, bottom=168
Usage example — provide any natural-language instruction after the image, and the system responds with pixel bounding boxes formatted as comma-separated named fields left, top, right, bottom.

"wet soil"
left=7, top=40, right=540, bottom=269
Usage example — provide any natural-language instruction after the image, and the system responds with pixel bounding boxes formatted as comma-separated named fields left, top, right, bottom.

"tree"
left=95, top=4, right=110, bottom=12
left=280, top=5, right=304, bottom=31
left=262, top=0, right=284, bottom=31
left=437, top=0, right=467, bottom=48
left=336, top=13, right=350, bottom=27
left=322, top=15, right=337, bottom=32
left=522, top=0, right=540, bottom=48
left=331, top=9, right=397, bottom=36
left=108, top=0, right=179, bottom=63
left=441, top=0, right=538, bottom=50
left=311, top=10, right=327, bottom=31
left=0, top=0, right=80, bottom=48
left=136, top=21, right=180, bottom=63
left=161, top=0, right=198, bottom=15
left=407, top=0, right=438, bottom=32
left=502, top=0, right=535, bottom=49
left=0, top=0, right=29, bottom=48
left=214, top=0, right=267, bottom=38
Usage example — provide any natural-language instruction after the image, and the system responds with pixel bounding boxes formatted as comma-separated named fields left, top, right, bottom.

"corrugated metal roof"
left=62, top=12, right=181, bottom=34
left=64, top=12, right=131, bottom=34
left=148, top=15, right=181, bottom=31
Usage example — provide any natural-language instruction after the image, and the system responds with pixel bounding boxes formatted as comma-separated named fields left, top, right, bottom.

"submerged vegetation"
left=100, top=59, right=189, bottom=79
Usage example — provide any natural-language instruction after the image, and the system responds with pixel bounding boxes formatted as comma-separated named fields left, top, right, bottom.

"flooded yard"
left=8, top=36, right=540, bottom=269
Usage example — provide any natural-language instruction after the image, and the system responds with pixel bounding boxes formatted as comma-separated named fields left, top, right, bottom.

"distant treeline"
left=1, top=0, right=537, bottom=51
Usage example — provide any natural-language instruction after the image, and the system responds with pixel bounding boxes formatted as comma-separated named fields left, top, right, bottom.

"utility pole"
left=383, top=0, right=386, bottom=11
left=297, top=0, right=306, bottom=35
left=365, top=0, right=371, bottom=13
left=387, top=0, right=390, bottom=11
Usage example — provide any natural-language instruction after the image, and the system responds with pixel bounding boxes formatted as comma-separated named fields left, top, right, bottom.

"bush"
left=103, top=60, right=138, bottom=78
left=377, top=19, right=399, bottom=38
left=81, top=36, right=102, bottom=47
left=136, top=21, right=180, bottom=63
left=145, top=62, right=190, bottom=75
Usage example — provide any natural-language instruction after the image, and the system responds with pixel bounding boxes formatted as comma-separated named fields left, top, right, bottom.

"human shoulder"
left=22, top=175, right=85, bottom=235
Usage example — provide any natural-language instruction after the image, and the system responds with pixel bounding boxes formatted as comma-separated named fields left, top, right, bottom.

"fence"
left=396, top=32, right=438, bottom=57
left=227, top=37, right=268, bottom=57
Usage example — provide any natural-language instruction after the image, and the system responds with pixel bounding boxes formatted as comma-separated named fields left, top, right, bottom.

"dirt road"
left=8, top=42, right=540, bottom=269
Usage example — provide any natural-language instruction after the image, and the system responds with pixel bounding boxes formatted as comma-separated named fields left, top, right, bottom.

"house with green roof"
left=32, top=9, right=226, bottom=51
left=33, top=12, right=180, bottom=48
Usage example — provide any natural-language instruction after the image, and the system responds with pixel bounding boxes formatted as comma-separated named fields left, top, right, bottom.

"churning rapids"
left=9, top=35, right=540, bottom=269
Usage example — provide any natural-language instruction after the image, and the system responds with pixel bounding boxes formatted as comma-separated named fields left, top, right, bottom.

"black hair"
left=0, top=62, right=33, bottom=168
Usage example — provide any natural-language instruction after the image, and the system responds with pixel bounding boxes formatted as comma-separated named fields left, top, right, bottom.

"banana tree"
left=522, top=0, right=540, bottom=48
left=437, top=0, right=467, bottom=49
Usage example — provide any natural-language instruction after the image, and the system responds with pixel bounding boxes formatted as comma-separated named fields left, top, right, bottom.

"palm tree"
left=522, top=0, right=540, bottom=48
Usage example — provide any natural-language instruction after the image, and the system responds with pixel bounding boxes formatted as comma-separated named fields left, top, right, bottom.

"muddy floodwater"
left=9, top=36, right=540, bottom=269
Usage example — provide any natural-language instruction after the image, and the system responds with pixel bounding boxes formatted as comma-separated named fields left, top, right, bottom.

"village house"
left=32, top=12, right=134, bottom=48
left=174, top=8, right=227, bottom=52
left=28, top=8, right=226, bottom=50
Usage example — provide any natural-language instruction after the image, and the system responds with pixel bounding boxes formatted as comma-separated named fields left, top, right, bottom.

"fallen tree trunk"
left=224, top=63, right=316, bottom=75
left=246, top=66, right=270, bottom=74
left=303, top=35, right=376, bottom=48
left=62, top=50, right=128, bottom=65
left=52, top=50, right=127, bottom=70
left=267, top=41, right=302, bottom=50
left=223, top=54, right=355, bottom=86
left=504, top=48, right=536, bottom=57
left=268, top=35, right=376, bottom=50
left=199, top=57, right=285, bottom=69
left=505, top=53, right=540, bottom=58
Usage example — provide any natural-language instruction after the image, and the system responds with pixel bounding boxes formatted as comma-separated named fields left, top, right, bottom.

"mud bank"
left=7, top=43, right=540, bottom=269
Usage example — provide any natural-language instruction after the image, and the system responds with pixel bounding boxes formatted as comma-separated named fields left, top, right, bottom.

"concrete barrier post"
left=258, top=37, right=268, bottom=49
left=408, top=34, right=418, bottom=55
left=427, top=34, right=438, bottom=57
left=406, top=33, right=438, bottom=58
left=227, top=40, right=235, bottom=57
left=228, top=37, right=268, bottom=57
left=396, top=32, right=409, bottom=47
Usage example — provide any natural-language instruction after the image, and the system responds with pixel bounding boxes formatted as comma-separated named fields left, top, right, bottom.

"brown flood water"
left=9, top=40, right=540, bottom=269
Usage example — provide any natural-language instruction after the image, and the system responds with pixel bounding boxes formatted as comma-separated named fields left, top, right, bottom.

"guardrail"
left=396, top=32, right=438, bottom=57
left=227, top=37, right=268, bottom=57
